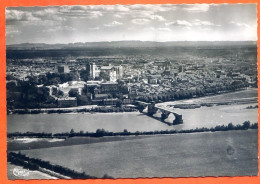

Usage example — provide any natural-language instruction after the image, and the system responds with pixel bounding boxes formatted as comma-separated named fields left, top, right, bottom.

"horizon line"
left=6, top=40, right=258, bottom=46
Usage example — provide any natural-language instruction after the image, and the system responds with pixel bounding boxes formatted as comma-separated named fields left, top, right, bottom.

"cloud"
left=6, top=9, right=40, bottom=22
left=88, top=27, right=100, bottom=30
left=132, top=12, right=166, bottom=21
left=6, top=26, right=21, bottom=35
left=41, top=25, right=76, bottom=33
left=129, top=4, right=176, bottom=12
left=6, top=8, right=66, bottom=27
left=165, top=20, right=192, bottom=27
left=193, top=19, right=214, bottom=26
left=53, top=6, right=103, bottom=19
left=114, top=14, right=122, bottom=18
left=150, top=15, right=165, bottom=21
left=87, top=11, right=103, bottom=19
left=183, top=4, right=210, bottom=12
left=113, top=4, right=173, bottom=20
left=59, top=5, right=130, bottom=13
left=5, top=4, right=257, bottom=43
left=88, top=5, right=130, bottom=12
left=230, top=21, right=250, bottom=28
left=33, top=8, right=58, bottom=16
left=104, top=21, right=123, bottom=27
left=69, top=11, right=103, bottom=19
left=157, top=27, right=171, bottom=32
left=182, top=27, right=191, bottom=30
left=113, top=5, right=130, bottom=12
left=132, top=18, right=151, bottom=25
left=165, top=19, right=218, bottom=29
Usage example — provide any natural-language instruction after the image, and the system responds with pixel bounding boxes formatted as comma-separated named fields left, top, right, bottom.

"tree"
left=70, top=129, right=75, bottom=134
left=79, top=130, right=84, bottom=136
left=77, top=95, right=89, bottom=106
left=69, top=89, right=79, bottom=97
left=118, top=85, right=129, bottom=94
left=227, top=123, right=234, bottom=130
left=242, top=121, right=250, bottom=130
left=80, top=70, right=89, bottom=81
left=116, top=100, right=123, bottom=107
left=57, top=90, right=64, bottom=98
left=96, top=129, right=106, bottom=137
left=138, top=104, right=146, bottom=112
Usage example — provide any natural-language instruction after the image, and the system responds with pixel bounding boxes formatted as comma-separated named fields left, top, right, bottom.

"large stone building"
left=86, top=62, right=99, bottom=79
left=100, top=65, right=117, bottom=82
left=86, top=62, right=123, bottom=82
left=57, top=97, right=77, bottom=107
left=57, top=65, right=70, bottom=73
left=100, top=82, right=119, bottom=93
left=84, top=82, right=119, bottom=95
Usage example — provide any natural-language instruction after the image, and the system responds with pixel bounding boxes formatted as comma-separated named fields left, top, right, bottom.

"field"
left=20, top=130, right=258, bottom=178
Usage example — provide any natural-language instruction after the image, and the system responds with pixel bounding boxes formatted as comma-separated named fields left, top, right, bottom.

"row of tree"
left=135, top=81, right=248, bottom=103
left=8, top=152, right=98, bottom=179
left=10, top=105, right=137, bottom=115
left=8, top=121, right=258, bottom=139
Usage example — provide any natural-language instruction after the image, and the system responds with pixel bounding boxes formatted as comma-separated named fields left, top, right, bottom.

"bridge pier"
left=173, top=113, right=183, bottom=124
left=161, top=112, right=170, bottom=121
left=135, top=100, right=183, bottom=125
left=148, top=103, right=157, bottom=116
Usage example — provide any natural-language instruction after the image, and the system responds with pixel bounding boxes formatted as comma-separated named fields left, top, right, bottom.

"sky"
left=5, top=4, right=257, bottom=44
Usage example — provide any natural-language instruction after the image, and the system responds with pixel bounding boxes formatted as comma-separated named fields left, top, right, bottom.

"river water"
left=7, top=88, right=258, bottom=133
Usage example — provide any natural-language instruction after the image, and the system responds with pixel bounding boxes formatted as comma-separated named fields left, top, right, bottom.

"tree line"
left=8, top=152, right=113, bottom=179
left=135, top=81, right=248, bottom=103
left=9, top=106, right=137, bottom=115
left=8, top=121, right=258, bottom=139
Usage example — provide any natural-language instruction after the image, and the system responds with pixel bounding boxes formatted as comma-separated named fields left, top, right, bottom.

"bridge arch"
left=136, top=101, right=183, bottom=125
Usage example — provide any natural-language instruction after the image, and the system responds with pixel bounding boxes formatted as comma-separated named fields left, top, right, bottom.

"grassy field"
left=20, top=130, right=258, bottom=178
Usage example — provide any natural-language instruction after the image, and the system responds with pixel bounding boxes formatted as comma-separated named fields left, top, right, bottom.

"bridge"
left=135, top=101, right=183, bottom=125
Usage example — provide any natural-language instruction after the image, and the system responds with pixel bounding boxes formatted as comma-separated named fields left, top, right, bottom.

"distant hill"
left=6, top=41, right=257, bottom=50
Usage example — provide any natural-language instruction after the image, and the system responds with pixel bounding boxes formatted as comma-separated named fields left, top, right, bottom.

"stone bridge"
left=135, top=101, right=183, bottom=125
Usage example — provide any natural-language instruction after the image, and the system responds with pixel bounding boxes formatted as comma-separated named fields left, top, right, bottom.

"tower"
left=114, top=65, right=123, bottom=79
left=86, top=62, right=96, bottom=79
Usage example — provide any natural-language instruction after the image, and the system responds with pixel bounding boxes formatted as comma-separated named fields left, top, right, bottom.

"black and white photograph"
left=6, top=3, right=258, bottom=179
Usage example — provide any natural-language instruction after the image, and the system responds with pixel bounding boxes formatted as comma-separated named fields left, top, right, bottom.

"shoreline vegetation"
left=172, top=102, right=258, bottom=109
left=8, top=106, right=137, bottom=115
left=8, top=121, right=258, bottom=139
left=8, top=124, right=258, bottom=179
left=246, top=105, right=258, bottom=109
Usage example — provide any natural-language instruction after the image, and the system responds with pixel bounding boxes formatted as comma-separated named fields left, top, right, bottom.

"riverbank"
left=8, top=88, right=257, bottom=114
left=8, top=121, right=258, bottom=151
left=18, top=129, right=258, bottom=178
left=170, top=98, right=258, bottom=109
left=8, top=105, right=137, bottom=115
left=8, top=135, right=154, bottom=151
left=8, top=152, right=97, bottom=179
left=157, top=88, right=257, bottom=107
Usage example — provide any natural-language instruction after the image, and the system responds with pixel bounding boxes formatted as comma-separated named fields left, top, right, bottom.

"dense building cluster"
left=6, top=45, right=257, bottom=110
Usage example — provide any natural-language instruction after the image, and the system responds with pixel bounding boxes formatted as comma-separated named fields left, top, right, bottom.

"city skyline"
left=6, top=4, right=257, bottom=44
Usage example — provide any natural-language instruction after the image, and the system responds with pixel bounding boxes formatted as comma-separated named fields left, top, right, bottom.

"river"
left=7, top=88, right=258, bottom=133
